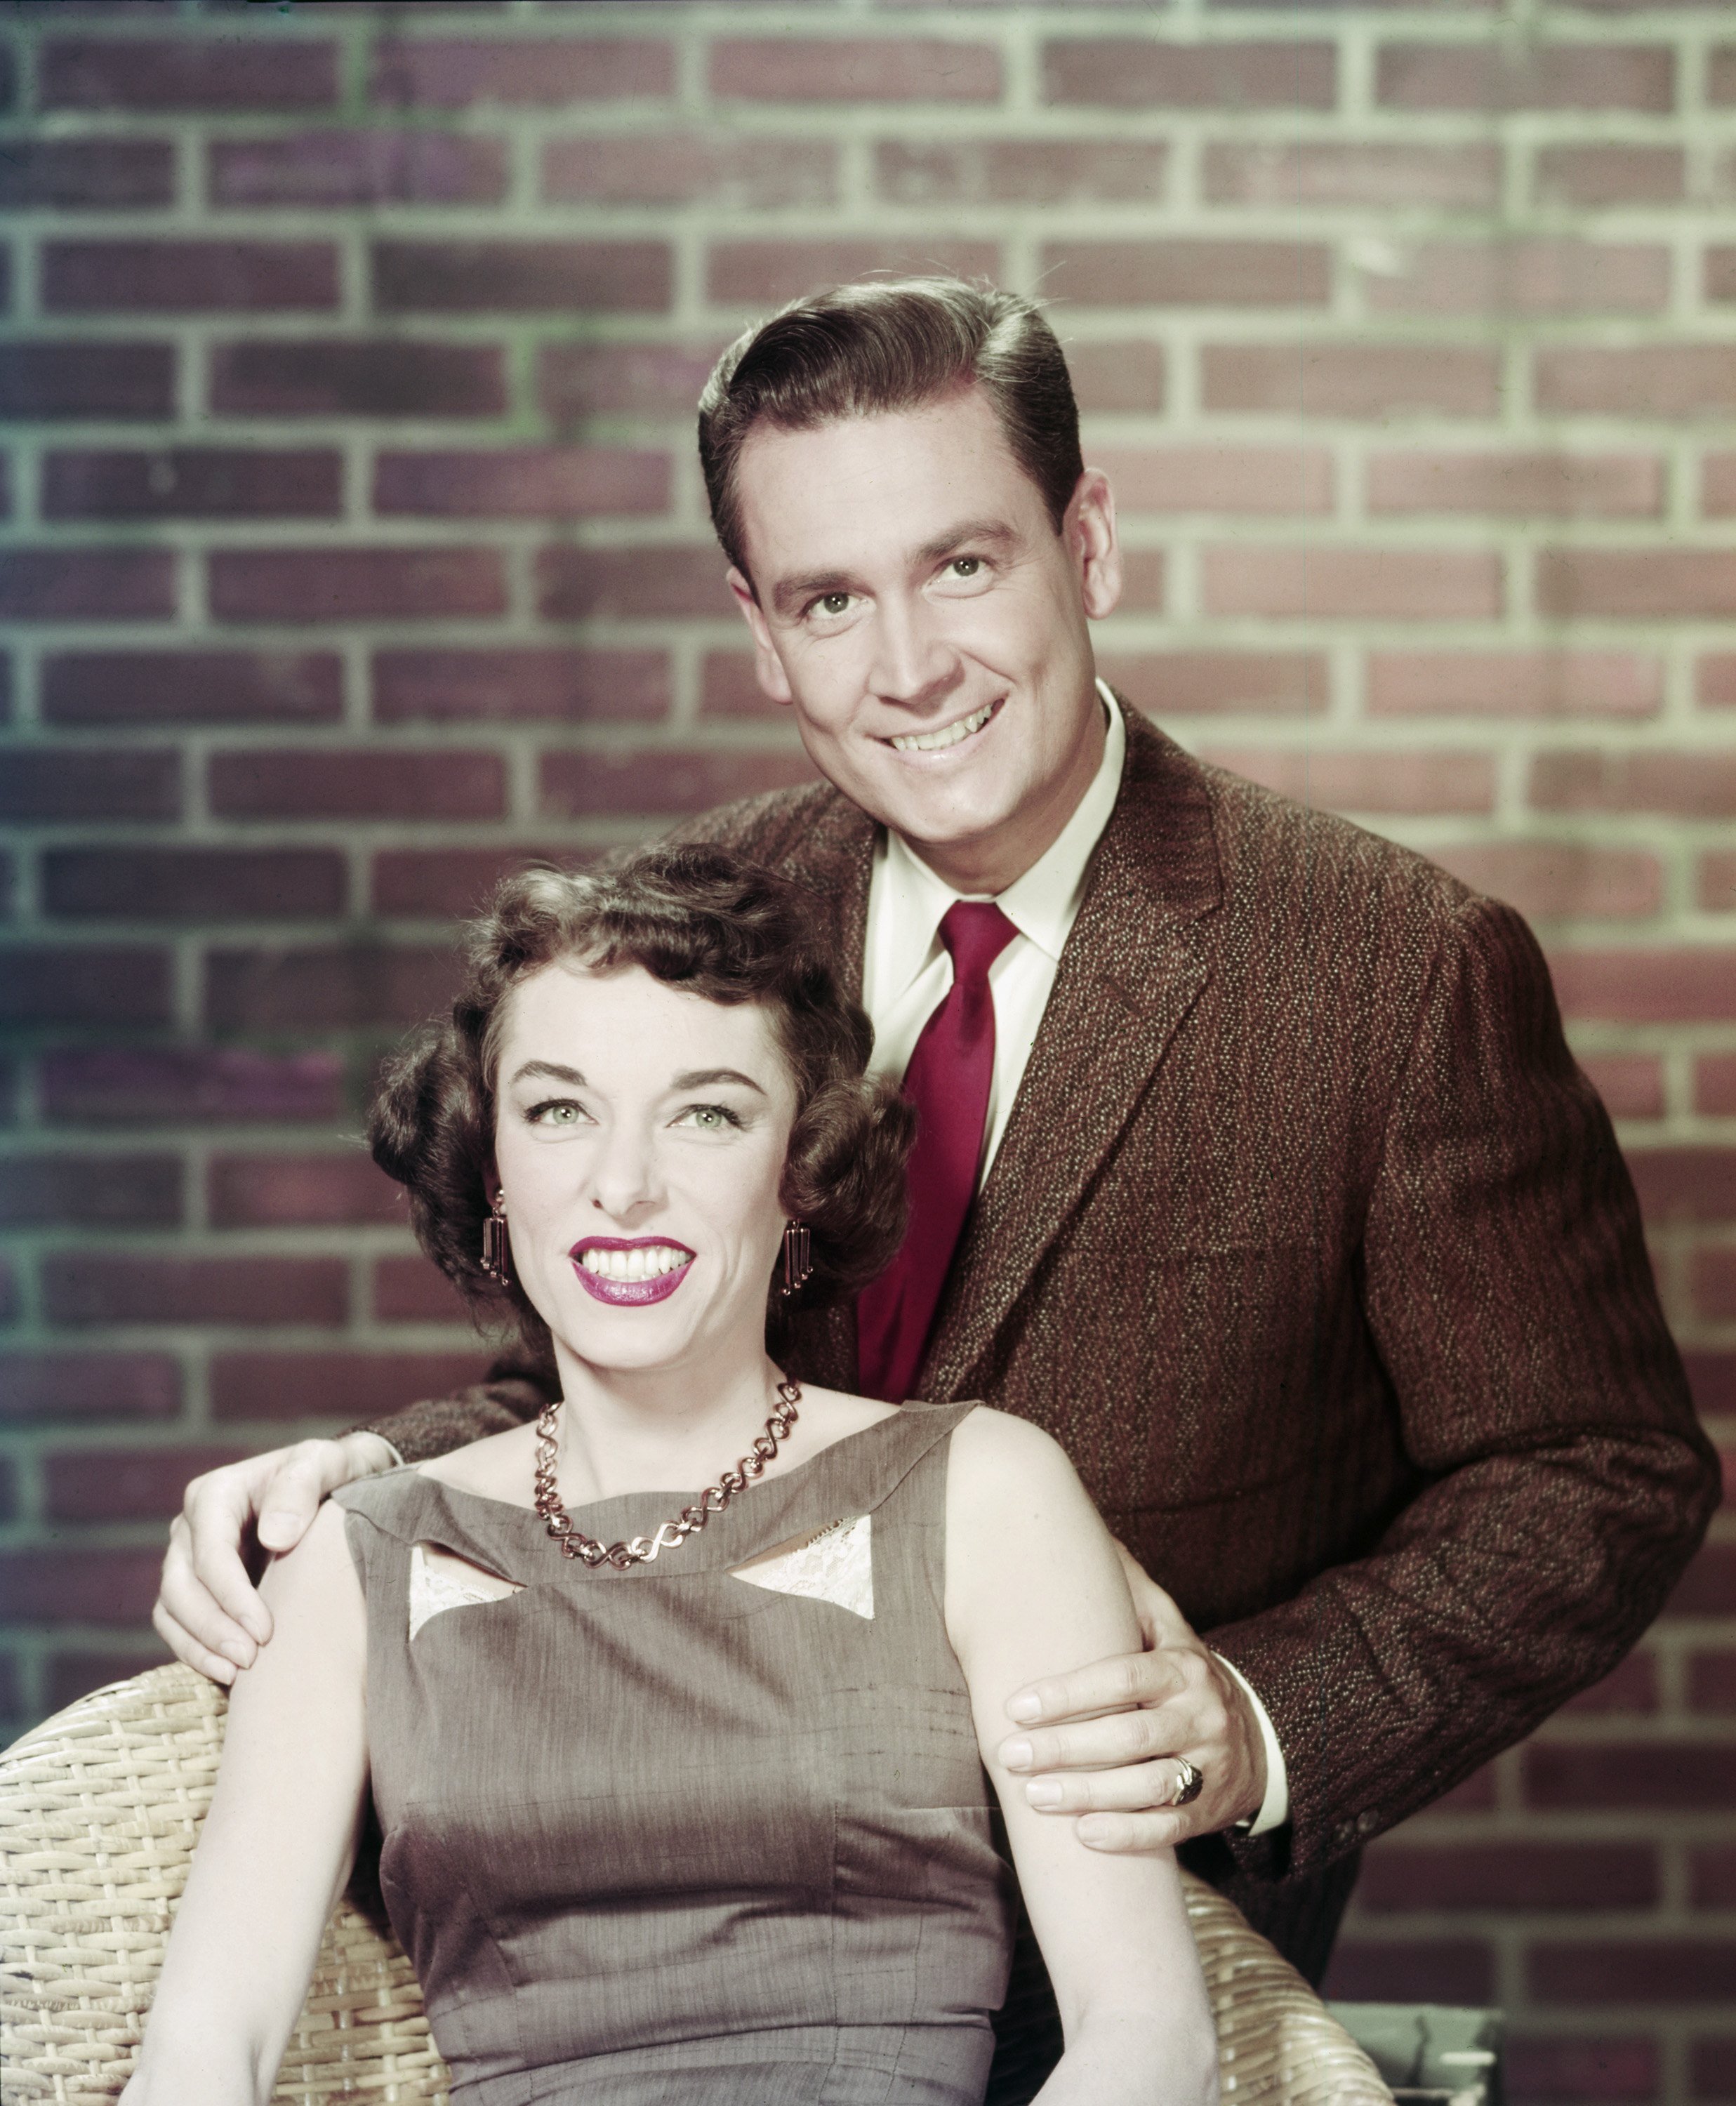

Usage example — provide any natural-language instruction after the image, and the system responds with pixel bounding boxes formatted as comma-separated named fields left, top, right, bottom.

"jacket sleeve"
left=359, top=1345, right=558, bottom=1465
left=1210, top=894, right=1720, bottom=1881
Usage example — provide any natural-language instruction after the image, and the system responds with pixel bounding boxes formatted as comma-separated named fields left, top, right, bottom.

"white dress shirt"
left=861, top=680, right=1290, bottom=1838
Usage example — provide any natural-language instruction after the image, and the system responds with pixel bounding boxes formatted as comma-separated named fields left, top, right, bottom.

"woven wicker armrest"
left=1, top=1663, right=1392, bottom=2106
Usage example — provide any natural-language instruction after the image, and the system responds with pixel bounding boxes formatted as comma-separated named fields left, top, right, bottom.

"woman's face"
left=489, top=960, right=798, bottom=1379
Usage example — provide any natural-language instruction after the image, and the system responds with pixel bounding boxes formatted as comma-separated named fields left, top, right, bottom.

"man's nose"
left=866, top=596, right=961, bottom=709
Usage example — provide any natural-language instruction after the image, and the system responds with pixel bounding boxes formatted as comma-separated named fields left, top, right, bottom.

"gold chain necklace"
left=533, top=1381, right=802, bottom=1570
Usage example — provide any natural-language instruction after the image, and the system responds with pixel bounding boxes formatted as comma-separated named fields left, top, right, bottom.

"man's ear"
left=1066, top=468, right=1122, bottom=622
left=727, top=567, right=794, bottom=706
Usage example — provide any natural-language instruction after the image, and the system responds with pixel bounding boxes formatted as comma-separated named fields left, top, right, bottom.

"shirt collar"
left=875, top=678, right=1126, bottom=987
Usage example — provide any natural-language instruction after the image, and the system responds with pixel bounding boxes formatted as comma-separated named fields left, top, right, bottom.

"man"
left=155, top=280, right=1716, bottom=2025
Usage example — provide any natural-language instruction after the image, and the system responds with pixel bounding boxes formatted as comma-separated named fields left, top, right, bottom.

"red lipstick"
left=570, top=1235, right=695, bottom=1308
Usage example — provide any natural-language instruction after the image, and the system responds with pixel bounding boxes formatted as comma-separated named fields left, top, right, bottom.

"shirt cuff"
left=1213, top=1651, right=1290, bottom=1837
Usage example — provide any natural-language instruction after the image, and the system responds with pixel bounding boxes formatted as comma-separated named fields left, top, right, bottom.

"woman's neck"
left=545, top=1340, right=792, bottom=1502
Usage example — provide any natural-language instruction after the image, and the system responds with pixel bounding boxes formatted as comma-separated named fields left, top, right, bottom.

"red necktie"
left=856, top=901, right=1019, bottom=1403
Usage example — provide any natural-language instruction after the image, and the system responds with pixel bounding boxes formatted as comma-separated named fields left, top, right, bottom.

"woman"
left=123, top=847, right=1217, bottom=2106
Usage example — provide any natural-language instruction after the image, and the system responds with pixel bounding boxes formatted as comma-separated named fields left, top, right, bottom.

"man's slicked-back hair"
left=698, top=276, right=1083, bottom=585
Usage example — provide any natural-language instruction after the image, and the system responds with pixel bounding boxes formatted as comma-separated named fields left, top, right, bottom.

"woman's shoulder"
left=944, top=1404, right=1078, bottom=1497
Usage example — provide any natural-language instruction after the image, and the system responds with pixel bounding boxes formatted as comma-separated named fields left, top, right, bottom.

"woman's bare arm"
left=945, top=1410, right=1219, bottom=2106
left=123, top=1500, right=370, bottom=2106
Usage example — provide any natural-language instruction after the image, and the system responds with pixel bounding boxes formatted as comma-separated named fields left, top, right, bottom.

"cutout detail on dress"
left=730, top=1514, right=873, bottom=1620
left=409, top=1540, right=524, bottom=1641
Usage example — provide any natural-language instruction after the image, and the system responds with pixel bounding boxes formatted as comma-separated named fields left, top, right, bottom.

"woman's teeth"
left=889, top=700, right=997, bottom=753
left=580, top=1245, right=690, bottom=1283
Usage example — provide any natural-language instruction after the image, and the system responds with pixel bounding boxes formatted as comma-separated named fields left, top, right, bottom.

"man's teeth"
left=581, top=1245, right=690, bottom=1283
left=890, top=701, right=995, bottom=753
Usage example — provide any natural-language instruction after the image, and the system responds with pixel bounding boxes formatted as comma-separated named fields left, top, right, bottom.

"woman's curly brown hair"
left=366, top=843, right=915, bottom=1358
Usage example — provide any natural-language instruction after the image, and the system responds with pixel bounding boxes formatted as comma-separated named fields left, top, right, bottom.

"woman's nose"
left=585, top=1122, right=662, bottom=1219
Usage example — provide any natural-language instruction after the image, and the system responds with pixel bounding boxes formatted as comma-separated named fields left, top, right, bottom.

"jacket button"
left=1356, top=1810, right=1379, bottom=1837
left=1334, top=1821, right=1356, bottom=1848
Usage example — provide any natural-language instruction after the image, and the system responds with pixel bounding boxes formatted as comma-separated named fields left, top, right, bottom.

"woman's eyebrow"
left=670, top=1067, right=767, bottom=1095
left=508, top=1060, right=588, bottom=1087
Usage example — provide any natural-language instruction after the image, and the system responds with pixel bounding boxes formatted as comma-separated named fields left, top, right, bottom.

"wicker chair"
left=1, top=1664, right=1393, bottom=2105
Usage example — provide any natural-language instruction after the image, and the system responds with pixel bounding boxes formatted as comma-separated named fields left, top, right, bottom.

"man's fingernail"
left=1025, top=1780, right=1064, bottom=1810
left=1001, top=1738, right=1033, bottom=1771
left=1007, top=1693, right=1041, bottom=1724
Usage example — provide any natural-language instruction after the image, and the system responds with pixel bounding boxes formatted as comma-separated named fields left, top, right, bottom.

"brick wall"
left=0, top=0, right=1732, bottom=2089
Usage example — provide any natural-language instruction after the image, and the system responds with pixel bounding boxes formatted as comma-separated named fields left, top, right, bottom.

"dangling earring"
left=482, top=1191, right=512, bottom=1287
left=780, top=1219, right=813, bottom=1298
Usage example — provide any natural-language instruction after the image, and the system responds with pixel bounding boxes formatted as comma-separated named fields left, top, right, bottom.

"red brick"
left=210, top=131, right=508, bottom=208
left=372, top=847, right=595, bottom=922
left=373, top=449, right=668, bottom=519
left=0, top=947, right=171, bottom=1028
left=548, top=135, right=838, bottom=208
left=1693, top=1846, right=1736, bottom=1911
left=209, top=750, right=503, bottom=821
left=1579, top=1056, right=1665, bottom=1120
left=1045, top=239, right=1330, bottom=310
left=1717, top=49, right=1736, bottom=105
left=373, top=1255, right=469, bottom=1325
left=210, top=1350, right=488, bottom=1424
left=1536, top=347, right=1736, bottom=418
left=211, top=340, right=505, bottom=420
left=1431, top=842, right=1661, bottom=922
left=539, top=342, right=730, bottom=425
left=43, top=649, right=342, bottom=727
left=1527, top=1733, right=1736, bottom=1813
left=1563, top=1650, right=1660, bottom=1712
left=1321, top=1938, right=1494, bottom=2004
left=208, top=1153, right=401, bottom=1228
left=1702, top=456, right=1736, bottom=517
left=701, top=654, right=783, bottom=719
left=1528, top=1940, right=1736, bottom=2006
left=208, top=548, right=505, bottom=623
left=0, top=343, right=175, bottom=420
left=1433, top=1762, right=1497, bottom=1813
left=44, top=848, right=344, bottom=922
left=1099, top=653, right=1327, bottom=717
left=43, top=448, right=341, bottom=521
left=44, top=1651, right=172, bottom=1715
left=1358, top=1841, right=1657, bottom=1912
left=371, top=37, right=672, bottom=108
left=44, top=1446, right=250, bottom=1525
left=1367, top=650, right=1661, bottom=719
left=1202, top=547, right=1502, bottom=620
left=1695, top=2043, right=1736, bottom=2104
left=1698, top=656, right=1736, bottom=709
left=1098, top=445, right=1332, bottom=515
left=707, top=240, right=1001, bottom=309
left=1044, top=39, right=1334, bottom=110
left=42, top=240, right=337, bottom=314
left=1067, top=343, right=1167, bottom=414
left=1196, top=748, right=1495, bottom=816
left=1693, top=1247, right=1736, bottom=1322
left=541, top=749, right=821, bottom=819
left=710, top=38, right=1001, bottom=103
left=1530, top=750, right=1736, bottom=819
left=373, top=648, right=668, bottom=724
left=1537, top=145, right=1685, bottom=206
left=875, top=139, right=1166, bottom=206
left=41, top=1046, right=343, bottom=1126
left=0, top=750, right=179, bottom=821
left=1368, top=450, right=1661, bottom=518
left=1691, top=1651, right=1736, bottom=1714
left=0, top=1353, right=178, bottom=1424
left=536, top=546, right=730, bottom=622
left=1202, top=343, right=1499, bottom=418
left=0, top=1551, right=164, bottom=1627
left=1203, top=141, right=1499, bottom=210
left=1551, top=954, right=1736, bottom=1024
left=43, top=1254, right=347, bottom=1327
left=1670, top=1544, right=1736, bottom=1615
left=204, top=946, right=456, bottom=1033
left=0, top=138, right=174, bottom=208
left=0, top=550, right=174, bottom=622
left=1538, top=550, right=1736, bottom=620
left=1367, top=239, right=1669, bottom=319
left=1505, top=2038, right=1657, bottom=2101
left=0, top=1154, right=180, bottom=1228
left=39, top=37, right=338, bottom=112
left=1120, top=556, right=1172, bottom=615
left=1699, top=1052, right=1736, bottom=1112
left=373, top=240, right=670, bottom=316
left=1377, top=44, right=1674, bottom=113
left=1709, top=251, right=1736, bottom=305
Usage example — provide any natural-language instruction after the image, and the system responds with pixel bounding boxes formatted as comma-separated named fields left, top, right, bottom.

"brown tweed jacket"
left=371, top=708, right=1718, bottom=1971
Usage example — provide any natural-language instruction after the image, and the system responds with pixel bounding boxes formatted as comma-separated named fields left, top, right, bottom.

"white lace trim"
left=731, top=1514, right=873, bottom=1620
left=409, top=1541, right=521, bottom=1641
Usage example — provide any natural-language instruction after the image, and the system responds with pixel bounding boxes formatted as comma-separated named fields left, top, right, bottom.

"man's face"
left=727, top=388, right=1122, bottom=894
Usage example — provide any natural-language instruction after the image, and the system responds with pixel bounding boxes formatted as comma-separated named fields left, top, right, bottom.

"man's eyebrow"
left=767, top=518, right=1021, bottom=620
left=912, top=517, right=1020, bottom=567
left=508, top=1060, right=587, bottom=1087
left=671, top=1067, right=767, bottom=1096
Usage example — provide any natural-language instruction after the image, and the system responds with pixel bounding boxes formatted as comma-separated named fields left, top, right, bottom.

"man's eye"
left=814, top=592, right=852, bottom=617
left=950, top=557, right=982, bottom=578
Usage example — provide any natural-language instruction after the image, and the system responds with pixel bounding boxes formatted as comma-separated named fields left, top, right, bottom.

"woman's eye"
left=677, top=1103, right=741, bottom=1132
left=527, top=1099, right=586, bottom=1127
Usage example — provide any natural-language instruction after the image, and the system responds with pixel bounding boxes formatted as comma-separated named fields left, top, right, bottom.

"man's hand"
left=997, top=1547, right=1268, bottom=1850
left=152, top=1433, right=397, bottom=1684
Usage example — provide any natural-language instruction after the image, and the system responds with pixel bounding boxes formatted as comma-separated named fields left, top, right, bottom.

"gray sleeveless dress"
left=334, top=1400, right=1014, bottom=2106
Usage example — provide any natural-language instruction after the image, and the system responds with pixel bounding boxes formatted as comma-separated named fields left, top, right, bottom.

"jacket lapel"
left=920, top=712, right=1222, bottom=1400
left=764, top=793, right=876, bottom=1003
